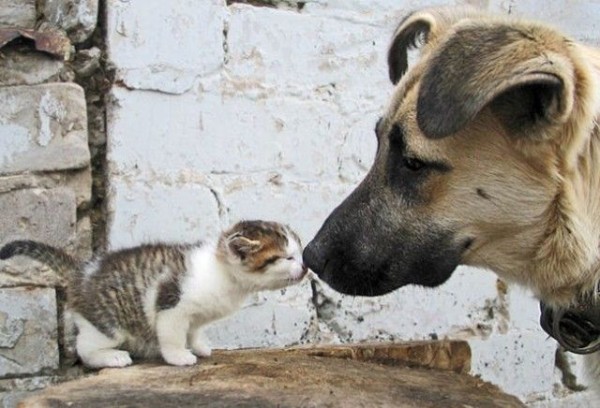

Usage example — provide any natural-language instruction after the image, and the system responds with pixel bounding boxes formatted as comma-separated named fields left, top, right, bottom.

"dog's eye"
left=403, top=157, right=426, bottom=171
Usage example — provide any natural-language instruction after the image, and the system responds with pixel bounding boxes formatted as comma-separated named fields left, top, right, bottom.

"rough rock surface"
left=0, top=1, right=36, bottom=28
left=20, top=342, right=525, bottom=407
left=0, top=84, right=89, bottom=176
left=0, top=287, right=59, bottom=378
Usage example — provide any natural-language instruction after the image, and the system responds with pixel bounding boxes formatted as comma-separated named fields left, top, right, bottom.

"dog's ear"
left=388, top=7, right=483, bottom=85
left=417, top=24, right=574, bottom=139
left=387, top=11, right=435, bottom=84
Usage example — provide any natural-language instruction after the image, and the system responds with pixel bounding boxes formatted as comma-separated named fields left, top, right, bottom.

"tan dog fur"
left=387, top=7, right=600, bottom=307
left=304, top=6, right=600, bottom=386
left=390, top=5, right=600, bottom=384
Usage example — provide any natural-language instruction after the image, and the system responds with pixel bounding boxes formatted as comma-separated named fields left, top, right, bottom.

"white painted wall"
left=104, top=0, right=600, bottom=405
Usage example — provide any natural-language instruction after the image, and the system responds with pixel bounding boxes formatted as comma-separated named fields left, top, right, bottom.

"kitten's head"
left=217, top=220, right=307, bottom=290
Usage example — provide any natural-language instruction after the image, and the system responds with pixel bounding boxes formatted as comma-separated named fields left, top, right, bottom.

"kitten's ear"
left=227, top=235, right=262, bottom=260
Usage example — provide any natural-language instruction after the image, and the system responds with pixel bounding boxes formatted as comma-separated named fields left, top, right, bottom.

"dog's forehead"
left=379, top=12, right=574, bottom=169
left=383, top=78, right=457, bottom=161
left=382, top=55, right=534, bottom=163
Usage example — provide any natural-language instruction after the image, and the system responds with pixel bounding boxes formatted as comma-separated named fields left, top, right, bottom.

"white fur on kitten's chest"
left=150, top=244, right=252, bottom=366
left=179, top=244, right=247, bottom=321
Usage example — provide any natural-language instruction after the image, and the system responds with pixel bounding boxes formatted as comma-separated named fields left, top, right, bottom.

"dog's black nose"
left=302, top=241, right=326, bottom=276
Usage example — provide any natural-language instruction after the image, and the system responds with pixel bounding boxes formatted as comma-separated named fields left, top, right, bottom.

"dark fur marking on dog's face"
left=418, top=24, right=566, bottom=139
left=302, top=180, right=462, bottom=295
left=476, top=188, right=491, bottom=200
left=385, top=124, right=451, bottom=204
left=417, top=26, right=517, bottom=138
left=305, top=8, right=582, bottom=303
left=303, top=117, right=461, bottom=296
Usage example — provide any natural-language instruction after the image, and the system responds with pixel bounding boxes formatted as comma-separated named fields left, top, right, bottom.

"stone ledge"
left=19, top=342, right=524, bottom=408
left=291, top=340, right=471, bottom=374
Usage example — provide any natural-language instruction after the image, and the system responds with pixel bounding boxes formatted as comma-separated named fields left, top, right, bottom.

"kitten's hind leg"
left=74, top=314, right=132, bottom=368
left=189, top=325, right=212, bottom=357
left=156, top=308, right=197, bottom=366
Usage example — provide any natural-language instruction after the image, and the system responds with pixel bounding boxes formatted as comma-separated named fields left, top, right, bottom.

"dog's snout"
left=302, top=241, right=326, bottom=276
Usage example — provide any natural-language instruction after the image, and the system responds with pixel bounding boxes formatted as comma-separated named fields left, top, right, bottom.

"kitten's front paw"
left=82, top=349, right=133, bottom=368
left=161, top=349, right=198, bottom=366
left=105, top=350, right=134, bottom=368
left=191, top=342, right=212, bottom=357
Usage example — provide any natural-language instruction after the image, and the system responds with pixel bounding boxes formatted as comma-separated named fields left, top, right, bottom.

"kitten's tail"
left=0, top=240, right=78, bottom=276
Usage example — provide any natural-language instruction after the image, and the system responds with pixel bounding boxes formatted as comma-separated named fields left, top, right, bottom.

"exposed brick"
left=0, top=170, right=91, bottom=209
left=0, top=84, right=90, bottom=176
left=0, top=48, right=70, bottom=87
left=0, top=188, right=77, bottom=252
left=0, top=0, right=36, bottom=29
left=40, top=0, right=99, bottom=44
left=0, top=287, right=59, bottom=378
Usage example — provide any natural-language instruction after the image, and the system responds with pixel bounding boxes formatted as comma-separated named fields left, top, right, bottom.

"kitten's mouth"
left=290, top=265, right=309, bottom=282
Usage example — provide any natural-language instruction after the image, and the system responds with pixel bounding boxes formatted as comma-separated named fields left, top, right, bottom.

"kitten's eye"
left=403, top=157, right=426, bottom=171
left=286, top=256, right=294, bottom=261
left=259, top=256, right=281, bottom=269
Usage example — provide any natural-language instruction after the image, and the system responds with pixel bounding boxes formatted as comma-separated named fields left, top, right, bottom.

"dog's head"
left=303, top=7, right=600, bottom=306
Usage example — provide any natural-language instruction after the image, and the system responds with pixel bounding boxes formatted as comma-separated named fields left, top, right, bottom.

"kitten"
left=0, top=220, right=307, bottom=368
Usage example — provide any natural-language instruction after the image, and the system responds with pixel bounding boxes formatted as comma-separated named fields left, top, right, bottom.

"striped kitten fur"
left=0, top=220, right=307, bottom=368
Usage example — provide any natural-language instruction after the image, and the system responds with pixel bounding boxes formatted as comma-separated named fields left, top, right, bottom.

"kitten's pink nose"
left=293, top=264, right=308, bottom=281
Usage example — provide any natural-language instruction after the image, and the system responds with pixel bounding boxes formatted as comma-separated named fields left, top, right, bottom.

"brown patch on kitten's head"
left=217, top=220, right=297, bottom=272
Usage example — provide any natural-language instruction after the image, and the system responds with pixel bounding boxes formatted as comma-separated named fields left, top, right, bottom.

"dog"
left=302, top=6, right=600, bottom=384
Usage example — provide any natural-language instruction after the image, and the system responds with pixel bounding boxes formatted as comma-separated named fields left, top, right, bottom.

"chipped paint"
left=38, top=91, right=66, bottom=147
left=100, top=1, right=600, bottom=406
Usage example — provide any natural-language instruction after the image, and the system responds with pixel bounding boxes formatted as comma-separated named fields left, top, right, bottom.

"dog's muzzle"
left=540, top=298, right=600, bottom=354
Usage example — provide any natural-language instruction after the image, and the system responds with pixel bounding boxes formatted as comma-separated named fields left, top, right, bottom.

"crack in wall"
left=209, top=187, right=228, bottom=223
left=226, top=0, right=307, bottom=11
left=70, top=0, right=113, bottom=253
left=0, top=315, right=25, bottom=349
left=310, top=279, right=354, bottom=341
left=485, top=279, right=510, bottom=334
left=222, top=19, right=229, bottom=66
left=555, top=348, right=587, bottom=392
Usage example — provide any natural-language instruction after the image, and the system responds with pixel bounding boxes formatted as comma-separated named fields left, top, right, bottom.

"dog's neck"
left=540, top=121, right=600, bottom=349
left=530, top=95, right=600, bottom=308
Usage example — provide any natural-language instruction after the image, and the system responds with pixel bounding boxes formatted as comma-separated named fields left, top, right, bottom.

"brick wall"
left=2, top=0, right=600, bottom=406
left=0, top=1, right=97, bottom=405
